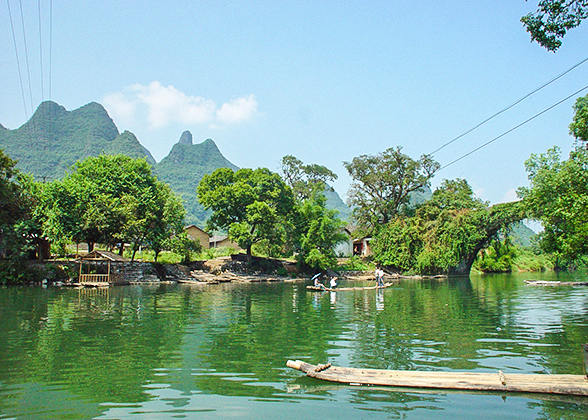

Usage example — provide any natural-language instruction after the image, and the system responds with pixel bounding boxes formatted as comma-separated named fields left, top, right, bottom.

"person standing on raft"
left=375, top=267, right=384, bottom=287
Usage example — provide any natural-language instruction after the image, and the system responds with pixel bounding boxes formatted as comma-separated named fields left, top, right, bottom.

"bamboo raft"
left=525, top=280, right=588, bottom=286
left=307, top=282, right=393, bottom=292
left=286, top=360, right=588, bottom=396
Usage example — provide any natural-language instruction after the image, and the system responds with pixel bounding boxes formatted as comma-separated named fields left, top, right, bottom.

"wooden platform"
left=286, top=360, right=588, bottom=396
left=307, top=282, right=393, bottom=292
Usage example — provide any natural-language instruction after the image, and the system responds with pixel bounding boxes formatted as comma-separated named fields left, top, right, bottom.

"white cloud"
left=499, top=188, right=520, bottom=204
left=103, top=82, right=259, bottom=129
left=216, top=95, right=259, bottom=124
left=103, top=91, right=137, bottom=123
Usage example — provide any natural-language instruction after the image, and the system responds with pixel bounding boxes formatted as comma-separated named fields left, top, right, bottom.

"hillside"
left=155, top=131, right=239, bottom=226
left=0, top=101, right=352, bottom=227
left=0, top=101, right=154, bottom=179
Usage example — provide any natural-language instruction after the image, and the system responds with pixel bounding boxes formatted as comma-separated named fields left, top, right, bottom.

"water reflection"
left=0, top=274, right=587, bottom=419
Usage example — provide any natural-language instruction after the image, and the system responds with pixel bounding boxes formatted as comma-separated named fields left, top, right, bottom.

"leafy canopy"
left=372, top=179, right=524, bottom=275
left=41, top=155, right=185, bottom=259
left=569, top=94, right=588, bottom=144
left=521, top=0, right=588, bottom=51
left=0, top=149, right=37, bottom=283
left=344, top=146, right=439, bottom=233
left=197, top=167, right=295, bottom=255
left=518, top=146, right=588, bottom=265
left=280, top=155, right=338, bottom=201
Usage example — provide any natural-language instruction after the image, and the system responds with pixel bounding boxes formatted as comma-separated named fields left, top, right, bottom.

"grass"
left=122, top=247, right=239, bottom=263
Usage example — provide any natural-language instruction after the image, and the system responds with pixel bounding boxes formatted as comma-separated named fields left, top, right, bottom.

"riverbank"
left=22, top=255, right=447, bottom=287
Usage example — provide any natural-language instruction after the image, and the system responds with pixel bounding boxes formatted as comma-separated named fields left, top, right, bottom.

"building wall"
left=185, top=226, right=210, bottom=249
left=210, top=237, right=240, bottom=250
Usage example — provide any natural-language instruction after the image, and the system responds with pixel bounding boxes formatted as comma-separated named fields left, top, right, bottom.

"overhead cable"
left=6, top=0, right=28, bottom=119
left=18, top=0, right=35, bottom=114
left=38, top=0, right=44, bottom=101
left=49, top=0, right=52, bottom=100
left=429, top=56, right=588, bottom=156
left=438, top=84, right=588, bottom=171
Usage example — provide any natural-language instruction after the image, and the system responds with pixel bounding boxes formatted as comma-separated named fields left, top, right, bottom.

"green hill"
left=0, top=101, right=154, bottom=179
left=154, top=131, right=239, bottom=226
left=0, top=101, right=352, bottom=228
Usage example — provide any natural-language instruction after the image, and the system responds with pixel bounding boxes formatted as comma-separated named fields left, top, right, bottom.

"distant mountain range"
left=0, top=101, right=351, bottom=226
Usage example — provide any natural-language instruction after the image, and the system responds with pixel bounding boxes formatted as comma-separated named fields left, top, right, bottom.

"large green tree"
left=280, top=155, right=338, bottom=201
left=41, top=155, right=185, bottom=259
left=197, top=167, right=295, bottom=256
left=521, top=0, right=588, bottom=51
left=518, top=146, right=588, bottom=265
left=344, top=146, right=439, bottom=234
left=372, top=179, right=525, bottom=275
left=279, top=156, right=347, bottom=270
left=0, top=149, right=35, bottom=282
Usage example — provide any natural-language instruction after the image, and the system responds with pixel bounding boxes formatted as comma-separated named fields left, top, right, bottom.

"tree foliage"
left=291, top=194, right=347, bottom=270
left=41, top=155, right=185, bottom=259
left=279, top=156, right=347, bottom=270
left=521, top=0, right=588, bottom=51
left=197, top=167, right=295, bottom=255
left=372, top=179, right=525, bottom=275
left=0, top=149, right=36, bottom=283
left=518, top=146, right=588, bottom=265
left=569, top=94, right=588, bottom=144
left=343, top=146, right=439, bottom=234
left=280, top=155, right=338, bottom=201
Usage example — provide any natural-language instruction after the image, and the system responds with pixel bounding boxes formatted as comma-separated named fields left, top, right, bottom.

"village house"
left=209, top=235, right=240, bottom=250
left=184, top=225, right=211, bottom=249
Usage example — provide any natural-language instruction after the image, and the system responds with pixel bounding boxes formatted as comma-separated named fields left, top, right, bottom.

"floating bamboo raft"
left=525, top=280, right=588, bottom=286
left=306, top=282, right=393, bottom=292
left=286, top=360, right=588, bottom=396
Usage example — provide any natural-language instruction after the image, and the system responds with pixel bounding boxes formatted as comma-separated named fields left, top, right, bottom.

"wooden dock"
left=286, top=360, right=588, bottom=396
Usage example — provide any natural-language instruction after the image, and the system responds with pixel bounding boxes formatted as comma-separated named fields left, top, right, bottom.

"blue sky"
left=1, top=1, right=587, bottom=205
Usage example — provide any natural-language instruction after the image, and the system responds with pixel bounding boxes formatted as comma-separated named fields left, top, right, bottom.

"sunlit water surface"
left=1, top=271, right=587, bottom=419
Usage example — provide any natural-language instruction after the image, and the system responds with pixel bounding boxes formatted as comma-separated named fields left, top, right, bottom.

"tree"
left=0, top=149, right=35, bottom=282
left=41, top=155, right=185, bottom=259
left=569, top=94, right=588, bottom=144
left=280, top=155, right=338, bottom=201
left=279, top=155, right=347, bottom=270
left=343, top=146, right=439, bottom=233
left=518, top=146, right=588, bottom=265
left=197, top=167, right=295, bottom=256
left=521, top=0, right=588, bottom=51
left=141, top=182, right=186, bottom=262
left=372, top=179, right=525, bottom=275
left=291, top=194, right=347, bottom=270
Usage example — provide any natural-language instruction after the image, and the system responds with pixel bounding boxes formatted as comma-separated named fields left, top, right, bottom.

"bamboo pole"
left=583, top=344, right=588, bottom=378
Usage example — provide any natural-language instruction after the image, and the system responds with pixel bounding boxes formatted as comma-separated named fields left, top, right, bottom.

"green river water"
left=1, top=271, right=587, bottom=419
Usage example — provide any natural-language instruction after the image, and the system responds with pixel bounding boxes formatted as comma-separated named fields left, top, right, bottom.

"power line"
left=439, top=85, right=588, bottom=171
left=18, top=0, right=35, bottom=115
left=49, top=0, right=52, bottom=101
left=6, top=0, right=28, bottom=119
left=38, top=0, right=44, bottom=101
left=429, top=56, right=588, bottom=156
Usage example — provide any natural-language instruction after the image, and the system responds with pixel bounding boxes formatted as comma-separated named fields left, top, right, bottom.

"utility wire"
left=439, top=85, right=588, bottom=171
left=38, top=0, right=44, bottom=101
left=6, top=0, right=29, bottom=120
left=429, top=56, right=588, bottom=156
left=18, top=0, right=35, bottom=115
left=49, top=0, right=52, bottom=101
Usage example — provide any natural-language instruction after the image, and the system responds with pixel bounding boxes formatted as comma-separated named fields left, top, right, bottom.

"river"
left=0, top=271, right=587, bottom=419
